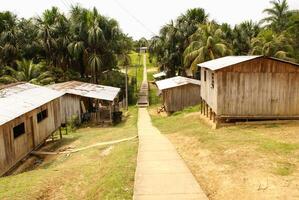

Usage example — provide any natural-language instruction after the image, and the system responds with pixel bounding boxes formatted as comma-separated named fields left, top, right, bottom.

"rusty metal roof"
left=48, top=81, right=120, bottom=101
left=156, top=76, right=201, bottom=91
left=197, top=56, right=262, bottom=71
left=0, top=83, right=64, bottom=126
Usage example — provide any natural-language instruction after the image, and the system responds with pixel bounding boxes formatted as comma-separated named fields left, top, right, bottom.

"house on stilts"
left=0, top=83, right=63, bottom=176
left=198, top=56, right=299, bottom=123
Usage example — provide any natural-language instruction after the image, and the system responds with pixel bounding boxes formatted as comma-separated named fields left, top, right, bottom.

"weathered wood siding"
left=0, top=98, right=61, bottom=176
left=202, top=57, right=299, bottom=118
left=162, top=84, right=201, bottom=112
left=200, top=68, right=218, bottom=113
left=60, top=94, right=81, bottom=124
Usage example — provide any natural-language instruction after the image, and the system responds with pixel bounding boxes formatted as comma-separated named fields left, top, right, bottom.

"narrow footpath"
left=133, top=54, right=208, bottom=200
left=137, top=54, right=149, bottom=107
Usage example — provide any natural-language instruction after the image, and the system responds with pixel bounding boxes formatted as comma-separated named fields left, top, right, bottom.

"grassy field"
left=128, top=52, right=157, bottom=87
left=149, top=105, right=299, bottom=200
left=0, top=107, right=138, bottom=200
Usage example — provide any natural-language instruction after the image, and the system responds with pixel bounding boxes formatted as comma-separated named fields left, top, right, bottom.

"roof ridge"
left=0, top=82, right=26, bottom=90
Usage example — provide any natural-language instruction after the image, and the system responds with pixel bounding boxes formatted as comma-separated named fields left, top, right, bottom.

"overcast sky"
left=0, top=0, right=298, bottom=39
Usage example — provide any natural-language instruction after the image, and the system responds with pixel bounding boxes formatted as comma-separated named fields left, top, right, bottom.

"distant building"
left=139, top=47, right=148, bottom=54
left=156, top=76, right=201, bottom=113
left=198, top=56, right=299, bottom=122
left=153, top=71, right=166, bottom=81
left=0, top=83, right=63, bottom=176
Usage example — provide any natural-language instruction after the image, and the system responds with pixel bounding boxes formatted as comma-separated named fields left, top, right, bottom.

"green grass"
left=149, top=105, right=299, bottom=176
left=260, top=140, right=299, bottom=154
left=149, top=83, right=160, bottom=106
left=128, top=52, right=158, bottom=87
left=274, top=162, right=296, bottom=176
left=0, top=107, right=138, bottom=200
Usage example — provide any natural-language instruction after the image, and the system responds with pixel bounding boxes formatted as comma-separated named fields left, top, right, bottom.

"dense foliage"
left=149, top=0, right=299, bottom=76
left=0, top=6, right=133, bottom=84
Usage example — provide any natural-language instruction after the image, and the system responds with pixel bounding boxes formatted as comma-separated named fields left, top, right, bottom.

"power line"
left=112, top=0, right=158, bottom=37
left=60, top=0, right=71, bottom=10
left=66, top=0, right=76, bottom=7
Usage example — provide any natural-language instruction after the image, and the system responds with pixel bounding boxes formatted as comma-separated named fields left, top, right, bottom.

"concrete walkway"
left=133, top=108, right=208, bottom=200
left=137, top=54, right=149, bottom=107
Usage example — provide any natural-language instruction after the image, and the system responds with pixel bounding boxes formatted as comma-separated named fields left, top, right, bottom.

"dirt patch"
left=167, top=134, right=299, bottom=200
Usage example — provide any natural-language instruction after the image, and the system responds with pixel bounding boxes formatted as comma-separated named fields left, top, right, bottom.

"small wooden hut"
left=156, top=76, right=201, bottom=113
left=198, top=56, right=299, bottom=122
left=0, top=83, right=63, bottom=176
left=49, top=81, right=121, bottom=124
left=153, top=71, right=166, bottom=81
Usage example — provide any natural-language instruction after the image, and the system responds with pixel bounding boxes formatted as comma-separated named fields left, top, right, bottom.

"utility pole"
left=138, top=53, right=141, bottom=88
left=125, top=64, right=128, bottom=111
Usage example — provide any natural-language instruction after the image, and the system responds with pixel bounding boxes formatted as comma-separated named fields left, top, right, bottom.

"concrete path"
left=137, top=54, right=149, bottom=107
left=133, top=108, right=208, bottom=200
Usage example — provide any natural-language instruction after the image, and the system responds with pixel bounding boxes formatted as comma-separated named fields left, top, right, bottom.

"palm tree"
left=16, top=18, right=42, bottom=61
left=261, top=0, right=290, bottom=32
left=232, top=21, right=260, bottom=55
left=36, top=7, right=62, bottom=67
left=149, top=8, right=209, bottom=77
left=184, top=22, right=232, bottom=71
left=68, top=6, right=105, bottom=83
left=0, top=11, right=18, bottom=67
left=250, top=29, right=294, bottom=61
left=0, top=59, right=54, bottom=84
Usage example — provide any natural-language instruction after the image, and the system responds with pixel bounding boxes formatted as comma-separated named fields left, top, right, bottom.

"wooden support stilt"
left=209, top=108, right=212, bottom=120
left=213, top=112, right=216, bottom=123
left=200, top=99, right=203, bottom=114
left=59, top=127, right=62, bottom=139
left=206, top=104, right=209, bottom=117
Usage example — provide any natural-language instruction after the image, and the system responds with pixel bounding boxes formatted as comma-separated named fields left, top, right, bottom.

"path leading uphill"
left=137, top=54, right=149, bottom=107
left=133, top=54, right=208, bottom=200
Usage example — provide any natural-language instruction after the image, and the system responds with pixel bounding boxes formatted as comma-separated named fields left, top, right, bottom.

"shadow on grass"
left=26, top=136, right=80, bottom=171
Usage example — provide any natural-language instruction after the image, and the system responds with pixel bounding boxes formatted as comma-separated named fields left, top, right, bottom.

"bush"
left=68, top=115, right=80, bottom=131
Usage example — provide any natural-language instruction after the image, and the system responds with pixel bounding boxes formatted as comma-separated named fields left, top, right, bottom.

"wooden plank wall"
left=163, top=84, right=201, bottom=112
left=60, top=94, right=81, bottom=124
left=214, top=57, right=299, bottom=117
left=200, top=67, right=218, bottom=113
left=0, top=98, right=61, bottom=176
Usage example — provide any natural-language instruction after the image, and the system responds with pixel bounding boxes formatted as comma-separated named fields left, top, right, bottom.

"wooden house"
left=0, top=83, right=63, bottom=176
left=198, top=56, right=299, bottom=122
left=156, top=76, right=201, bottom=113
left=139, top=47, right=148, bottom=54
left=48, top=81, right=121, bottom=124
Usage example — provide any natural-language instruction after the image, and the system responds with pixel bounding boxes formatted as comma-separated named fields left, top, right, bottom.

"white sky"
left=0, top=0, right=298, bottom=39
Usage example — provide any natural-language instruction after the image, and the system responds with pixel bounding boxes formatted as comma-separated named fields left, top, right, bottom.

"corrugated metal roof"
left=153, top=71, right=166, bottom=78
left=48, top=81, right=120, bottom=101
left=197, top=56, right=262, bottom=71
left=156, top=76, right=201, bottom=91
left=0, top=83, right=64, bottom=126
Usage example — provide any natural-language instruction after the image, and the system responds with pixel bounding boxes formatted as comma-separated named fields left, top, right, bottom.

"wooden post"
left=200, top=99, right=203, bottom=114
left=209, top=108, right=212, bottom=120
left=110, top=102, right=113, bottom=124
left=213, top=112, right=216, bottom=123
left=59, top=127, right=62, bottom=139
left=206, top=103, right=209, bottom=117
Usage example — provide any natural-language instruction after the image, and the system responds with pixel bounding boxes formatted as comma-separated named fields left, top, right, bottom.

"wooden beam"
left=213, top=112, right=216, bottom=123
